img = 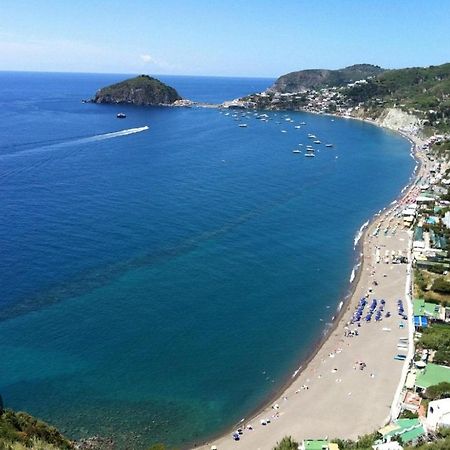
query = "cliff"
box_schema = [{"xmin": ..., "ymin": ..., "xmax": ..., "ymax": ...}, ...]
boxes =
[{"xmin": 92, "ymin": 75, "xmax": 182, "ymax": 106}]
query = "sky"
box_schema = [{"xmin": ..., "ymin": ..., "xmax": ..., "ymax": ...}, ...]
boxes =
[{"xmin": 1, "ymin": 0, "xmax": 449, "ymax": 77}]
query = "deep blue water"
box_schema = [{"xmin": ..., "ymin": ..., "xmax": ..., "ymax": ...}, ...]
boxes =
[{"xmin": 0, "ymin": 72, "xmax": 413, "ymax": 448}]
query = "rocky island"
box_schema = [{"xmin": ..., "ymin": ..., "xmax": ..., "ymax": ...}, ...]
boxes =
[{"xmin": 92, "ymin": 74, "xmax": 182, "ymax": 106}]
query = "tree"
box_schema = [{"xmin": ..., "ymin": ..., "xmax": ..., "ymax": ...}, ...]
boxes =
[
  {"xmin": 273, "ymin": 436, "xmax": 299, "ymax": 450},
  {"xmin": 424, "ymin": 382, "xmax": 450, "ymax": 400}
]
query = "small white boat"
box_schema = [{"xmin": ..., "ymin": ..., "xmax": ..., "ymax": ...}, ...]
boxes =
[
  {"xmin": 281, "ymin": 130, "xmax": 287, "ymax": 133},
  {"xmin": 308, "ymin": 134, "xmax": 316, "ymax": 139},
  {"xmin": 294, "ymin": 125, "xmax": 301, "ymax": 129},
  {"xmin": 314, "ymin": 140, "xmax": 321, "ymax": 144},
  {"xmin": 300, "ymin": 121, "xmax": 306, "ymax": 125},
  {"xmin": 116, "ymin": 112, "xmax": 126, "ymax": 119},
  {"xmin": 305, "ymin": 153, "xmax": 315, "ymax": 157},
  {"xmin": 326, "ymin": 144, "xmax": 333, "ymax": 147},
  {"xmin": 292, "ymin": 149, "xmax": 301, "ymax": 154},
  {"xmin": 239, "ymin": 123, "xmax": 248, "ymax": 127}
]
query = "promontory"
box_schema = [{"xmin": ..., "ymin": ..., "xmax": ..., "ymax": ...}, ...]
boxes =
[{"xmin": 92, "ymin": 74, "xmax": 182, "ymax": 105}]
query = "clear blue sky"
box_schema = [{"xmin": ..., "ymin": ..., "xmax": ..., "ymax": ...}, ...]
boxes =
[{"xmin": 1, "ymin": 0, "xmax": 449, "ymax": 77}]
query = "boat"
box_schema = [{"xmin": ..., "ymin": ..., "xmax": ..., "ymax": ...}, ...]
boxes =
[
  {"xmin": 292, "ymin": 149, "xmax": 301, "ymax": 154},
  {"xmin": 238, "ymin": 123, "xmax": 248, "ymax": 127},
  {"xmin": 326, "ymin": 144, "xmax": 333, "ymax": 147},
  {"xmin": 314, "ymin": 140, "xmax": 321, "ymax": 144},
  {"xmin": 300, "ymin": 121, "xmax": 306, "ymax": 125},
  {"xmin": 307, "ymin": 134, "xmax": 316, "ymax": 139},
  {"xmin": 281, "ymin": 130, "xmax": 287, "ymax": 133},
  {"xmin": 294, "ymin": 125, "xmax": 301, "ymax": 129},
  {"xmin": 305, "ymin": 153, "xmax": 315, "ymax": 157},
  {"xmin": 116, "ymin": 113, "xmax": 126, "ymax": 119}
]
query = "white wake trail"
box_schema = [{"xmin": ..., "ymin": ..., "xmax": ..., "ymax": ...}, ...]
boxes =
[{"xmin": 0, "ymin": 126, "xmax": 150, "ymax": 160}]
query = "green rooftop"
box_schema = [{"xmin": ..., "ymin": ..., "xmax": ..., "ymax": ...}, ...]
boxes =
[
  {"xmin": 414, "ymin": 299, "xmax": 426, "ymax": 316},
  {"xmin": 415, "ymin": 363, "xmax": 450, "ymax": 389},
  {"xmin": 400, "ymin": 426, "xmax": 426, "ymax": 444},
  {"xmin": 383, "ymin": 418, "xmax": 425, "ymax": 444},
  {"xmin": 304, "ymin": 440, "xmax": 330, "ymax": 450},
  {"xmin": 413, "ymin": 299, "xmax": 440, "ymax": 319}
]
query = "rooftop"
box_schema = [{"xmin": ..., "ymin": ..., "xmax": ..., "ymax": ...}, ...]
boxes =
[
  {"xmin": 413, "ymin": 299, "xmax": 441, "ymax": 319},
  {"xmin": 381, "ymin": 418, "xmax": 425, "ymax": 444},
  {"xmin": 415, "ymin": 363, "xmax": 450, "ymax": 389}
]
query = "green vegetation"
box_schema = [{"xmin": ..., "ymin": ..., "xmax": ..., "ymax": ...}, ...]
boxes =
[
  {"xmin": 273, "ymin": 436, "xmax": 299, "ymax": 449},
  {"xmin": 399, "ymin": 409, "xmax": 419, "ymax": 419},
  {"xmin": 418, "ymin": 323, "xmax": 450, "ymax": 365},
  {"xmin": 432, "ymin": 277, "xmax": 450, "ymax": 294},
  {"xmin": 0, "ymin": 409, "xmax": 73, "ymax": 449},
  {"xmin": 272, "ymin": 64, "xmax": 385, "ymax": 92},
  {"xmin": 332, "ymin": 432, "xmax": 380, "ymax": 449},
  {"xmin": 423, "ymin": 382, "xmax": 450, "ymax": 400},
  {"xmin": 93, "ymin": 74, "xmax": 181, "ymax": 105},
  {"xmin": 345, "ymin": 63, "xmax": 450, "ymax": 132}
]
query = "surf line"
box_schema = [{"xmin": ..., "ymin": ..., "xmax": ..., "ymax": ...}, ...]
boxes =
[{"xmin": 0, "ymin": 126, "xmax": 150, "ymax": 160}]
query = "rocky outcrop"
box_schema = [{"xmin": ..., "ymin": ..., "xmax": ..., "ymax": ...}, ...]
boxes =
[{"xmin": 92, "ymin": 75, "xmax": 182, "ymax": 106}]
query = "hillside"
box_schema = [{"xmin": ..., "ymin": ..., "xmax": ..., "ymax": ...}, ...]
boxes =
[
  {"xmin": 92, "ymin": 75, "xmax": 182, "ymax": 106},
  {"xmin": 345, "ymin": 63, "xmax": 450, "ymax": 131},
  {"xmin": 0, "ymin": 409, "xmax": 73, "ymax": 449},
  {"xmin": 234, "ymin": 62, "xmax": 450, "ymax": 133},
  {"xmin": 270, "ymin": 64, "xmax": 385, "ymax": 93}
]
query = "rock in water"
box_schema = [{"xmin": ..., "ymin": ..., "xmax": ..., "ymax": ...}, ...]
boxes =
[{"xmin": 92, "ymin": 74, "xmax": 182, "ymax": 105}]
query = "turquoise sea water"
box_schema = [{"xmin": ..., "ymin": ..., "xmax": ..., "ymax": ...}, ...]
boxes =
[{"xmin": 0, "ymin": 72, "xmax": 414, "ymax": 448}]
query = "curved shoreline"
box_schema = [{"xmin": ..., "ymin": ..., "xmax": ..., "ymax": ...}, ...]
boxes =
[{"xmin": 195, "ymin": 115, "xmax": 424, "ymax": 450}]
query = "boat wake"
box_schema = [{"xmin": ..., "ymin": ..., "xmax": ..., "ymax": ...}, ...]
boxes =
[
  {"xmin": 353, "ymin": 220, "xmax": 369, "ymax": 248},
  {"xmin": 79, "ymin": 126, "xmax": 149, "ymax": 144},
  {"xmin": 0, "ymin": 126, "xmax": 149, "ymax": 160}
]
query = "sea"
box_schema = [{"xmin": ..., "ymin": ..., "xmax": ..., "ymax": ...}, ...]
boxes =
[{"xmin": 0, "ymin": 72, "xmax": 414, "ymax": 448}]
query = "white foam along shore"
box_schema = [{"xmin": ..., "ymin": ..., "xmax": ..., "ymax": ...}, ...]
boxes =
[
  {"xmin": 354, "ymin": 220, "xmax": 370, "ymax": 249},
  {"xmin": 196, "ymin": 118, "xmax": 427, "ymax": 450}
]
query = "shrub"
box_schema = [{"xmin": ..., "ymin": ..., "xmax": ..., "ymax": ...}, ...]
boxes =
[
  {"xmin": 424, "ymin": 382, "xmax": 450, "ymax": 400},
  {"xmin": 273, "ymin": 436, "xmax": 299, "ymax": 450},
  {"xmin": 431, "ymin": 277, "xmax": 450, "ymax": 293}
]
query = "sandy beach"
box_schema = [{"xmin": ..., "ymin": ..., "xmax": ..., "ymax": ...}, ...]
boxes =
[{"xmin": 197, "ymin": 132, "xmax": 428, "ymax": 450}]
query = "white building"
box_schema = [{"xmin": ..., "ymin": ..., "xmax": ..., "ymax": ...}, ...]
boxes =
[
  {"xmin": 426, "ymin": 398, "xmax": 450, "ymax": 432},
  {"xmin": 372, "ymin": 442, "xmax": 403, "ymax": 450}
]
